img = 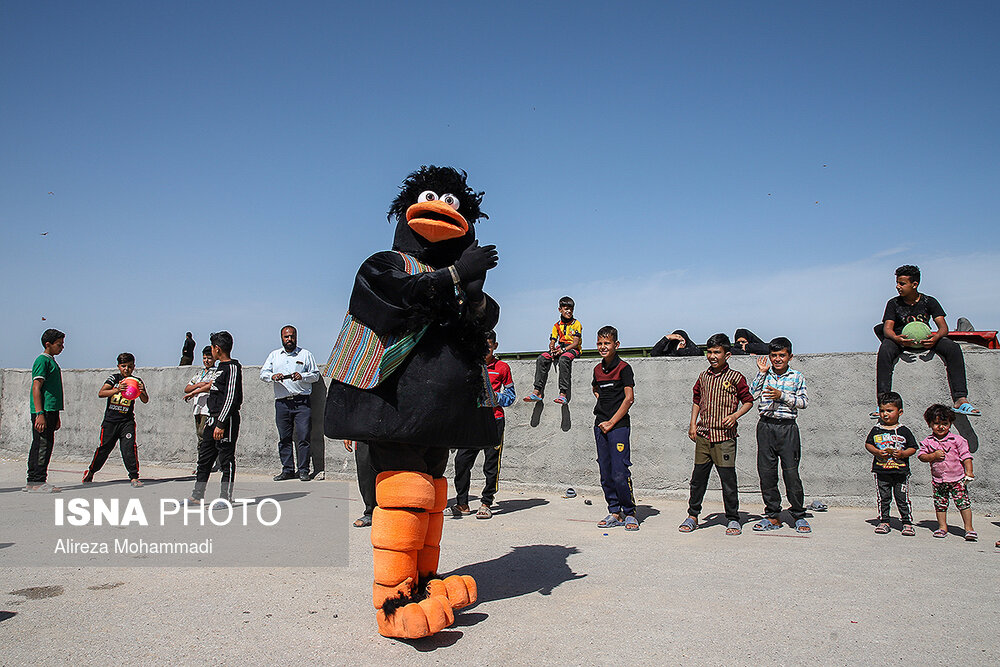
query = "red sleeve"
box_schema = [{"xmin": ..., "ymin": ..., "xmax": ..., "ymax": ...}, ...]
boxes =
[
  {"xmin": 735, "ymin": 375, "xmax": 752, "ymax": 403},
  {"xmin": 692, "ymin": 376, "xmax": 701, "ymax": 404},
  {"xmin": 498, "ymin": 361, "xmax": 513, "ymax": 385}
]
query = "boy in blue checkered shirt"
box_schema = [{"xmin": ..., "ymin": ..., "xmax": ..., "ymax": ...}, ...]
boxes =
[{"xmin": 748, "ymin": 337, "xmax": 811, "ymax": 533}]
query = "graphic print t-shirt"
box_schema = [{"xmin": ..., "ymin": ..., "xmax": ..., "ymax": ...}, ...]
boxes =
[
  {"xmin": 103, "ymin": 372, "xmax": 141, "ymax": 422},
  {"xmin": 866, "ymin": 423, "xmax": 918, "ymax": 473},
  {"xmin": 551, "ymin": 319, "xmax": 583, "ymax": 350},
  {"xmin": 882, "ymin": 294, "xmax": 946, "ymax": 336},
  {"xmin": 592, "ymin": 357, "xmax": 635, "ymax": 428}
]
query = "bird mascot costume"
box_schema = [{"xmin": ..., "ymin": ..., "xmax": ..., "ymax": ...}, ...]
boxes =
[{"xmin": 325, "ymin": 166, "xmax": 500, "ymax": 639}]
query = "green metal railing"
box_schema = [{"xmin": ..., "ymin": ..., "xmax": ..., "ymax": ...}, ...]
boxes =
[{"xmin": 501, "ymin": 345, "xmax": 707, "ymax": 361}]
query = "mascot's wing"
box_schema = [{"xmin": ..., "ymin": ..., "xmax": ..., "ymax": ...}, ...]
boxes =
[{"xmin": 349, "ymin": 251, "xmax": 458, "ymax": 335}]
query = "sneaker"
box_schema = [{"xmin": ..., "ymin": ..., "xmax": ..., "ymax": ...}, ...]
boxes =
[
  {"xmin": 273, "ymin": 471, "xmax": 296, "ymax": 481},
  {"xmin": 299, "ymin": 471, "xmax": 310, "ymax": 481},
  {"xmin": 82, "ymin": 469, "xmax": 94, "ymax": 484}
]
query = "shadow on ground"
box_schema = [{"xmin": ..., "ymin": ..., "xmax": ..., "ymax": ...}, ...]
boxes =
[{"xmin": 447, "ymin": 544, "xmax": 586, "ymax": 602}]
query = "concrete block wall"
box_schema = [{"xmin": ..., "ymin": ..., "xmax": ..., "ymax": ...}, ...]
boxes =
[{"xmin": 1, "ymin": 349, "xmax": 997, "ymax": 510}]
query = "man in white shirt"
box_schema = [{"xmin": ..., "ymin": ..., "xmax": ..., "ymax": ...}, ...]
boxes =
[{"xmin": 260, "ymin": 326, "xmax": 320, "ymax": 481}]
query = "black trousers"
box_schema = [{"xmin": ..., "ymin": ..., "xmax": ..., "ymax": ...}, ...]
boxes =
[
  {"xmin": 354, "ymin": 441, "xmax": 377, "ymax": 516},
  {"xmin": 27, "ymin": 411, "xmax": 58, "ymax": 484},
  {"xmin": 876, "ymin": 336, "xmax": 967, "ymax": 402},
  {"xmin": 875, "ymin": 472, "xmax": 912, "ymax": 523},
  {"xmin": 454, "ymin": 419, "xmax": 505, "ymax": 506},
  {"xmin": 756, "ymin": 417, "xmax": 805, "ymax": 520},
  {"xmin": 192, "ymin": 413, "xmax": 240, "ymax": 500},
  {"xmin": 533, "ymin": 350, "xmax": 577, "ymax": 396},
  {"xmin": 87, "ymin": 419, "xmax": 140, "ymax": 480},
  {"xmin": 687, "ymin": 440, "xmax": 740, "ymax": 522},
  {"xmin": 369, "ymin": 443, "xmax": 449, "ymax": 478},
  {"xmin": 275, "ymin": 395, "xmax": 311, "ymax": 474}
]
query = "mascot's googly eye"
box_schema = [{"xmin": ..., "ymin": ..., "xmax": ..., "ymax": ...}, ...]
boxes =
[
  {"xmin": 440, "ymin": 193, "xmax": 460, "ymax": 210},
  {"xmin": 417, "ymin": 190, "xmax": 438, "ymax": 203}
]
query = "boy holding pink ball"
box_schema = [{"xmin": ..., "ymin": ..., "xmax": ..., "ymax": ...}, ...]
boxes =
[{"xmin": 83, "ymin": 352, "xmax": 148, "ymax": 487}]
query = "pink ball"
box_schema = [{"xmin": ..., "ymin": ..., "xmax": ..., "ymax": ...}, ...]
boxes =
[{"xmin": 121, "ymin": 383, "xmax": 140, "ymax": 400}]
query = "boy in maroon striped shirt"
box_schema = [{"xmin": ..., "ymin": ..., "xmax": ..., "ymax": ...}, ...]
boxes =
[{"xmin": 679, "ymin": 333, "xmax": 754, "ymax": 536}]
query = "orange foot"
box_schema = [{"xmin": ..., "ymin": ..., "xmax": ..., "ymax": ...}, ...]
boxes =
[
  {"xmin": 376, "ymin": 594, "xmax": 454, "ymax": 639},
  {"xmin": 427, "ymin": 574, "xmax": 477, "ymax": 610}
]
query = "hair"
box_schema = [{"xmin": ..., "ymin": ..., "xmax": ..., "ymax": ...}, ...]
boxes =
[
  {"xmin": 924, "ymin": 403, "xmax": 955, "ymax": 426},
  {"xmin": 768, "ymin": 337, "xmax": 793, "ymax": 354},
  {"xmin": 281, "ymin": 325, "xmax": 296, "ymax": 334},
  {"xmin": 387, "ymin": 165, "xmax": 487, "ymax": 224},
  {"xmin": 202, "ymin": 346, "xmax": 213, "ymax": 356},
  {"xmin": 877, "ymin": 391, "xmax": 903, "ymax": 410},
  {"xmin": 895, "ymin": 265, "xmax": 920, "ymax": 284},
  {"xmin": 210, "ymin": 331, "xmax": 234, "ymax": 354},
  {"xmin": 41, "ymin": 328, "xmax": 65, "ymax": 346},
  {"xmin": 117, "ymin": 352, "xmax": 135, "ymax": 365},
  {"xmin": 706, "ymin": 333, "xmax": 731, "ymax": 351},
  {"xmin": 559, "ymin": 296, "xmax": 575, "ymax": 309},
  {"xmin": 485, "ymin": 330, "xmax": 497, "ymax": 344},
  {"xmin": 597, "ymin": 325, "xmax": 618, "ymax": 341}
]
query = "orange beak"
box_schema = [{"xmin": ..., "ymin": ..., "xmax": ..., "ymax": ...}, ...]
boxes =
[{"xmin": 406, "ymin": 200, "xmax": 469, "ymax": 242}]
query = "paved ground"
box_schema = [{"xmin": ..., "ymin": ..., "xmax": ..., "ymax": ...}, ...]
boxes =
[{"xmin": 2, "ymin": 458, "xmax": 999, "ymax": 666}]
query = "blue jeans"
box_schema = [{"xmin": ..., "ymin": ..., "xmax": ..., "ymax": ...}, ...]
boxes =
[
  {"xmin": 276, "ymin": 395, "xmax": 311, "ymax": 475},
  {"xmin": 594, "ymin": 425, "xmax": 635, "ymax": 515}
]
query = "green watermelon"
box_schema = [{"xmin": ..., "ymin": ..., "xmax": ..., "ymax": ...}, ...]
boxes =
[{"xmin": 901, "ymin": 321, "xmax": 933, "ymax": 348}]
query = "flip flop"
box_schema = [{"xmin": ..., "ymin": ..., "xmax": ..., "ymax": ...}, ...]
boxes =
[
  {"xmin": 933, "ymin": 528, "xmax": 948, "ymax": 538},
  {"xmin": 901, "ymin": 524, "xmax": 915, "ymax": 536},
  {"xmin": 598, "ymin": 514, "xmax": 624, "ymax": 528},
  {"xmin": 726, "ymin": 520, "xmax": 742, "ymax": 536},
  {"xmin": 553, "ymin": 395, "xmax": 568, "ymax": 405},
  {"xmin": 807, "ymin": 500, "xmax": 828, "ymax": 512},
  {"xmin": 353, "ymin": 514, "xmax": 372, "ymax": 528},
  {"xmin": 678, "ymin": 517, "xmax": 697, "ymax": 533},
  {"xmin": 522, "ymin": 393, "xmax": 543, "ymax": 402},
  {"xmin": 794, "ymin": 519, "xmax": 811, "ymax": 533},
  {"xmin": 624, "ymin": 515, "xmax": 639, "ymax": 531},
  {"xmin": 874, "ymin": 523, "xmax": 891, "ymax": 534},
  {"xmin": 952, "ymin": 403, "xmax": 981, "ymax": 416},
  {"xmin": 753, "ymin": 518, "xmax": 782, "ymax": 531},
  {"xmin": 964, "ymin": 530, "xmax": 978, "ymax": 542}
]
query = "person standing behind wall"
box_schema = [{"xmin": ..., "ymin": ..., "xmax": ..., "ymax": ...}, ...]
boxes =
[
  {"xmin": 180, "ymin": 332, "xmax": 195, "ymax": 365},
  {"xmin": 261, "ymin": 325, "xmax": 320, "ymax": 481}
]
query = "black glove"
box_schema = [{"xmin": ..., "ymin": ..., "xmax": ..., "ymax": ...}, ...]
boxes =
[{"xmin": 453, "ymin": 243, "xmax": 498, "ymax": 281}]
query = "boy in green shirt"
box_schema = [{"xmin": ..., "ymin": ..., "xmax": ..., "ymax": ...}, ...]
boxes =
[{"xmin": 26, "ymin": 329, "xmax": 65, "ymax": 492}]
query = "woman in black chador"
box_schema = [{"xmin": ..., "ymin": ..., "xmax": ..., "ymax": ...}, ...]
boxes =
[{"xmin": 325, "ymin": 166, "xmax": 499, "ymax": 638}]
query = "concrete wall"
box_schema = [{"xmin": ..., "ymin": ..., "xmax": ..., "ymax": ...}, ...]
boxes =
[{"xmin": 2, "ymin": 349, "xmax": 997, "ymax": 510}]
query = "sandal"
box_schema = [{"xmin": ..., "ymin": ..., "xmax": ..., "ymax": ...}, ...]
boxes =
[
  {"xmin": 624, "ymin": 515, "xmax": 639, "ymax": 531},
  {"xmin": 353, "ymin": 514, "xmax": 372, "ymax": 528},
  {"xmin": 522, "ymin": 392, "xmax": 543, "ymax": 402},
  {"xmin": 933, "ymin": 528, "xmax": 948, "ymax": 538},
  {"xmin": 726, "ymin": 520, "xmax": 742, "ymax": 536},
  {"xmin": 476, "ymin": 504, "xmax": 492, "ymax": 520},
  {"xmin": 901, "ymin": 524, "xmax": 915, "ymax": 536},
  {"xmin": 450, "ymin": 504, "xmax": 472, "ymax": 518},
  {"xmin": 24, "ymin": 483, "xmax": 62, "ymax": 493},
  {"xmin": 964, "ymin": 530, "xmax": 978, "ymax": 542},
  {"xmin": 794, "ymin": 519, "xmax": 811, "ymax": 533},
  {"xmin": 553, "ymin": 394, "xmax": 568, "ymax": 405},
  {"xmin": 952, "ymin": 403, "xmax": 981, "ymax": 417},
  {"xmin": 753, "ymin": 518, "xmax": 782, "ymax": 531},
  {"xmin": 678, "ymin": 516, "xmax": 697, "ymax": 533},
  {"xmin": 130, "ymin": 479, "xmax": 144, "ymax": 488},
  {"xmin": 874, "ymin": 523, "xmax": 891, "ymax": 534},
  {"xmin": 598, "ymin": 513, "xmax": 624, "ymax": 528}
]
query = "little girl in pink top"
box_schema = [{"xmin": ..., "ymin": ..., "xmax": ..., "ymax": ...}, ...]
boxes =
[{"xmin": 917, "ymin": 404, "xmax": 975, "ymax": 541}]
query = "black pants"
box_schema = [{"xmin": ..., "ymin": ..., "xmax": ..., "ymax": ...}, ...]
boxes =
[
  {"xmin": 192, "ymin": 413, "xmax": 240, "ymax": 500},
  {"xmin": 875, "ymin": 472, "xmax": 912, "ymax": 523},
  {"xmin": 369, "ymin": 443, "xmax": 449, "ymax": 478},
  {"xmin": 756, "ymin": 417, "xmax": 805, "ymax": 520},
  {"xmin": 27, "ymin": 411, "xmax": 58, "ymax": 484},
  {"xmin": 275, "ymin": 395, "xmax": 311, "ymax": 475},
  {"xmin": 87, "ymin": 419, "xmax": 140, "ymax": 480},
  {"xmin": 687, "ymin": 438, "xmax": 740, "ymax": 522},
  {"xmin": 454, "ymin": 419, "xmax": 505, "ymax": 506},
  {"xmin": 354, "ymin": 441, "xmax": 377, "ymax": 516},
  {"xmin": 876, "ymin": 336, "xmax": 967, "ymax": 402},
  {"xmin": 533, "ymin": 350, "xmax": 577, "ymax": 396}
]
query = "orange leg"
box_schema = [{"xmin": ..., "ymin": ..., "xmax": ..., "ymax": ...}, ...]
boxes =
[
  {"xmin": 421, "ymin": 477, "xmax": 477, "ymax": 610},
  {"xmin": 371, "ymin": 471, "xmax": 454, "ymax": 638}
]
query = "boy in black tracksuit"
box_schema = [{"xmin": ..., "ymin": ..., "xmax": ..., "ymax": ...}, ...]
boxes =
[
  {"xmin": 84, "ymin": 352, "xmax": 149, "ymax": 487},
  {"xmin": 191, "ymin": 331, "xmax": 243, "ymax": 503}
]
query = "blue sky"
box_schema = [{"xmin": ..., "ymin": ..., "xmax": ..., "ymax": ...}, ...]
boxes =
[{"xmin": 2, "ymin": 1, "xmax": 998, "ymax": 369}]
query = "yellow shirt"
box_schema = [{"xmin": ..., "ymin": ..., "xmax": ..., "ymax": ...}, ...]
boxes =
[{"xmin": 550, "ymin": 319, "xmax": 583, "ymax": 349}]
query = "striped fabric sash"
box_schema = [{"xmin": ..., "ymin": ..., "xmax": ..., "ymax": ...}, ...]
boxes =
[{"xmin": 323, "ymin": 252, "xmax": 434, "ymax": 388}]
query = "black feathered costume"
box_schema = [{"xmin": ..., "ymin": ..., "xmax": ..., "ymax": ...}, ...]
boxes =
[{"xmin": 324, "ymin": 166, "xmax": 498, "ymax": 639}]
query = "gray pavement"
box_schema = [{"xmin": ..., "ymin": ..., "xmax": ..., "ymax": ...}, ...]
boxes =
[{"xmin": 1, "ymin": 458, "xmax": 998, "ymax": 666}]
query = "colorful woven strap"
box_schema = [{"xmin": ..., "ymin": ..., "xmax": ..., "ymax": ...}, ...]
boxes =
[{"xmin": 323, "ymin": 252, "xmax": 434, "ymax": 388}]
